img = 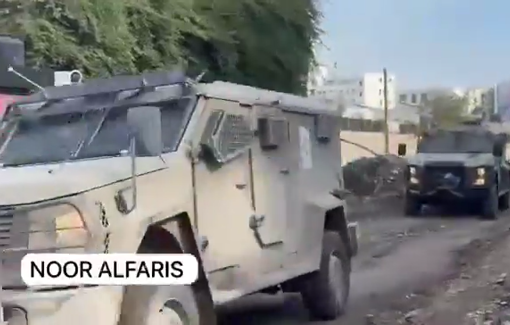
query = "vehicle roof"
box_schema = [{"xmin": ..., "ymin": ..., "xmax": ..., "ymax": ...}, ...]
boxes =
[
  {"xmin": 442, "ymin": 123, "xmax": 508, "ymax": 135},
  {"xmin": 198, "ymin": 81, "xmax": 341, "ymax": 116}
]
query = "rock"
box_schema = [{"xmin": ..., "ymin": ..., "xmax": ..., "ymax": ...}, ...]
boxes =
[
  {"xmin": 496, "ymin": 274, "xmax": 507, "ymax": 285},
  {"xmin": 365, "ymin": 313, "xmax": 376, "ymax": 324},
  {"xmin": 404, "ymin": 309, "xmax": 421, "ymax": 323},
  {"xmin": 492, "ymin": 309, "xmax": 510, "ymax": 323}
]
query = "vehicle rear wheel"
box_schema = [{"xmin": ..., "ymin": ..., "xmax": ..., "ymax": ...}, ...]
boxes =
[
  {"xmin": 404, "ymin": 194, "xmax": 421, "ymax": 216},
  {"xmin": 499, "ymin": 191, "xmax": 510, "ymax": 211},
  {"xmin": 120, "ymin": 284, "xmax": 201, "ymax": 325},
  {"xmin": 300, "ymin": 231, "xmax": 350, "ymax": 320},
  {"xmin": 481, "ymin": 186, "xmax": 498, "ymax": 220}
]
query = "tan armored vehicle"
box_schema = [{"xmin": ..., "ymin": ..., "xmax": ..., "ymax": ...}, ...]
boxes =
[{"xmin": 0, "ymin": 70, "xmax": 358, "ymax": 325}]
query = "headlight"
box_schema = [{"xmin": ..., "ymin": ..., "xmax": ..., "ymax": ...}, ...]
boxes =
[
  {"xmin": 476, "ymin": 167, "xmax": 485, "ymax": 176},
  {"xmin": 27, "ymin": 204, "xmax": 89, "ymax": 252},
  {"xmin": 409, "ymin": 166, "xmax": 416, "ymax": 175}
]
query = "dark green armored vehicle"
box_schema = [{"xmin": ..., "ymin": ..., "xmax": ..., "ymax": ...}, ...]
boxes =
[{"xmin": 397, "ymin": 123, "xmax": 510, "ymax": 219}]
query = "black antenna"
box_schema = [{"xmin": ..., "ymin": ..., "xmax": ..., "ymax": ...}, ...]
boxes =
[
  {"xmin": 194, "ymin": 70, "xmax": 207, "ymax": 83},
  {"xmin": 7, "ymin": 65, "xmax": 43, "ymax": 90}
]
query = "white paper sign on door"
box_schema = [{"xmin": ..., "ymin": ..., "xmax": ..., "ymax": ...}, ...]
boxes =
[{"xmin": 299, "ymin": 126, "xmax": 312, "ymax": 169}]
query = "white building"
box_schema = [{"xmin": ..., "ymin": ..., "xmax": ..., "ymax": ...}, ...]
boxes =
[
  {"xmin": 307, "ymin": 64, "xmax": 329, "ymax": 95},
  {"xmin": 464, "ymin": 87, "xmax": 491, "ymax": 113},
  {"xmin": 310, "ymin": 72, "xmax": 397, "ymax": 109},
  {"xmin": 398, "ymin": 87, "xmax": 465, "ymax": 106}
]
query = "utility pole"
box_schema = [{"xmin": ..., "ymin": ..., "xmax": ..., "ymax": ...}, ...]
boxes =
[
  {"xmin": 494, "ymin": 82, "xmax": 498, "ymax": 115},
  {"xmin": 383, "ymin": 68, "xmax": 389, "ymax": 154}
]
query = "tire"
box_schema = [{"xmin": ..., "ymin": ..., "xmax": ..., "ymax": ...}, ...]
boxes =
[
  {"xmin": 404, "ymin": 194, "xmax": 421, "ymax": 216},
  {"xmin": 499, "ymin": 191, "xmax": 510, "ymax": 211},
  {"xmin": 120, "ymin": 284, "xmax": 201, "ymax": 325},
  {"xmin": 481, "ymin": 186, "xmax": 498, "ymax": 220},
  {"xmin": 300, "ymin": 231, "xmax": 351, "ymax": 320}
]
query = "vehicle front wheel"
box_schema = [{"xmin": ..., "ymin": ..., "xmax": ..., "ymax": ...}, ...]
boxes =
[
  {"xmin": 300, "ymin": 231, "xmax": 350, "ymax": 320},
  {"xmin": 481, "ymin": 186, "xmax": 498, "ymax": 220},
  {"xmin": 120, "ymin": 284, "xmax": 201, "ymax": 325}
]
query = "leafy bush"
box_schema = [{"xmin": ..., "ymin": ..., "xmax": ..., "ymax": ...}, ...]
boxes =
[
  {"xmin": 343, "ymin": 155, "xmax": 406, "ymax": 197},
  {"xmin": 0, "ymin": 0, "xmax": 321, "ymax": 95}
]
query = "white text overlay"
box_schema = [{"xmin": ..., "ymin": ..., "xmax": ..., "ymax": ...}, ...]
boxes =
[{"xmin": 21, "ymin": 253, "xmax": 199, "ymax": 286}]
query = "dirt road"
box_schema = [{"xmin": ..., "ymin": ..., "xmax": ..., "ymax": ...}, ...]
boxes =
[{"xmin": 217, "ymin": 198, "xmax": 510, "ymax": 324}]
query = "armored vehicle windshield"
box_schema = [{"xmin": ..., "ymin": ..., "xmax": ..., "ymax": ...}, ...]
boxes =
[
  {"xmin": 0, "ymin": 71, "xmax": 195, "ymax": 167},
  {"xmin": 417, "ymin": 129, "xmax": 495, "ymax": 154}
]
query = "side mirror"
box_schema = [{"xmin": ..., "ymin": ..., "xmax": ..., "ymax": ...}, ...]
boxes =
[
  {"xmin": 127, "ymin": 106, "xmax": 162, "ymax": 156},
  {"xmin": 397, "ymin": 143, "xmax": 407, "ymax": 156}
]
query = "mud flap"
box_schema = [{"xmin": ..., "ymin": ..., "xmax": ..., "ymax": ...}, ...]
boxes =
[{"xmin": 347, "ymin": 222, "xmax": 359, "ymax": 256}]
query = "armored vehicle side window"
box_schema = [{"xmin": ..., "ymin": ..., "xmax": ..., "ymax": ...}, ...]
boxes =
[
  {"xmin": 200, "ymin": 111, "xmax": 252, "ymax": 164},
  {"xmin": 217, "ymin": 113, "xmax": 252, "ymax": 158}
]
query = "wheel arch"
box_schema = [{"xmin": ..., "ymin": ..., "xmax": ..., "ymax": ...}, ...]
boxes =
[
  {"xmin": 324, "ymin": 206, "xmax": 355, "ymax": 258},
  {"xmin": 130, "ymin": 212, "xmax": 216, "ymax": 325}
]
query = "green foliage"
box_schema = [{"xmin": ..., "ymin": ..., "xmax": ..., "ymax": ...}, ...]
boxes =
[
  {"xmin": 426, "ymin": 94, "xmax": 468, "ymax": 128},
  {"xmin": 0, "ymin": 0, "xmax": 321, "ymax": 95}
]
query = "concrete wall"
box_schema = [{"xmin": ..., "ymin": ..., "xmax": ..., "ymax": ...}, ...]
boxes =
[{"xmin": 340, "ymin": 131, "xmax": 417, "ymax": 165}]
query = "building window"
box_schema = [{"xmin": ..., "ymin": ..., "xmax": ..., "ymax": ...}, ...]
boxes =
[
  {"xmin": 399, "ymin": 94, "xmax": 406, "ymax": 102},
  {"xmin": 379, "ymin": 78, "xmax": 382, "ymax": 82},
  {"xmin": 420, "ymin": 93, "xmax": 427, "ymax": 102},
  {"xmin": 359, "ymin": 81, "xmax": 363, "ymax": 86},
  {"xmin": 359, "ymin": 92, "xmax": 363, "ymax": 97},
  {"xmin": 379, "ymin": 89, "xmax": 382, "ymax": 95},
  {"xmin": 411, "ymin": 94, "xmax": 417, "ymax": 103}
]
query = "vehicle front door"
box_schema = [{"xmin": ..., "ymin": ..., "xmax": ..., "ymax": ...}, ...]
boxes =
[
  {"xmin": 249, "ymin": 105, "xmax": 290, "ymax": 255},
  {"xmin": 193, "ymin": 99, "xmax": 267, "ymax": 288},
  {"xmin": 499, "ymin": 146, "xmax": 510, "ymax": 192}
]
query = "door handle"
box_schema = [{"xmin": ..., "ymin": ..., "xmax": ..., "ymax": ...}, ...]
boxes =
[
  {"xmin": 280, "ymin": 168, "xmax": 290, "ymax": 175},
  {"xmin": 235, "ymin": 183, "xmax": 247, "ymax": 189}
]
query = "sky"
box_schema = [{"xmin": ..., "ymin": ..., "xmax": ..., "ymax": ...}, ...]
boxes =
[{"xmin": 318, "ymin": 0, "xmax": 510, "ymax": 90}]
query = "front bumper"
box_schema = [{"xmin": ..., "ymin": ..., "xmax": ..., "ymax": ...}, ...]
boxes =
[
  {"xmin": 1, "ymin": 286, "xmax": 123, "ymax": 325},
  {"xmin": 407, "ymin": 185, "xmax": 491, "ymax": 202}
]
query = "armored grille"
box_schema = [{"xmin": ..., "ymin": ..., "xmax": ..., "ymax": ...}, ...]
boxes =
[
  {"xmin": 0, "ymin": 208, "xmax": 14, "ymax": 248},
  {"xmin": 423, "ymin": 166, "xmax": 465, "ymax": 190},
  {"xmin": 216, "ymin": 114, "xmax": 252, "ymax": 160},
  {"xmin": 0, "ymin": 207, "xmax": 34, "ymax": 288}
]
